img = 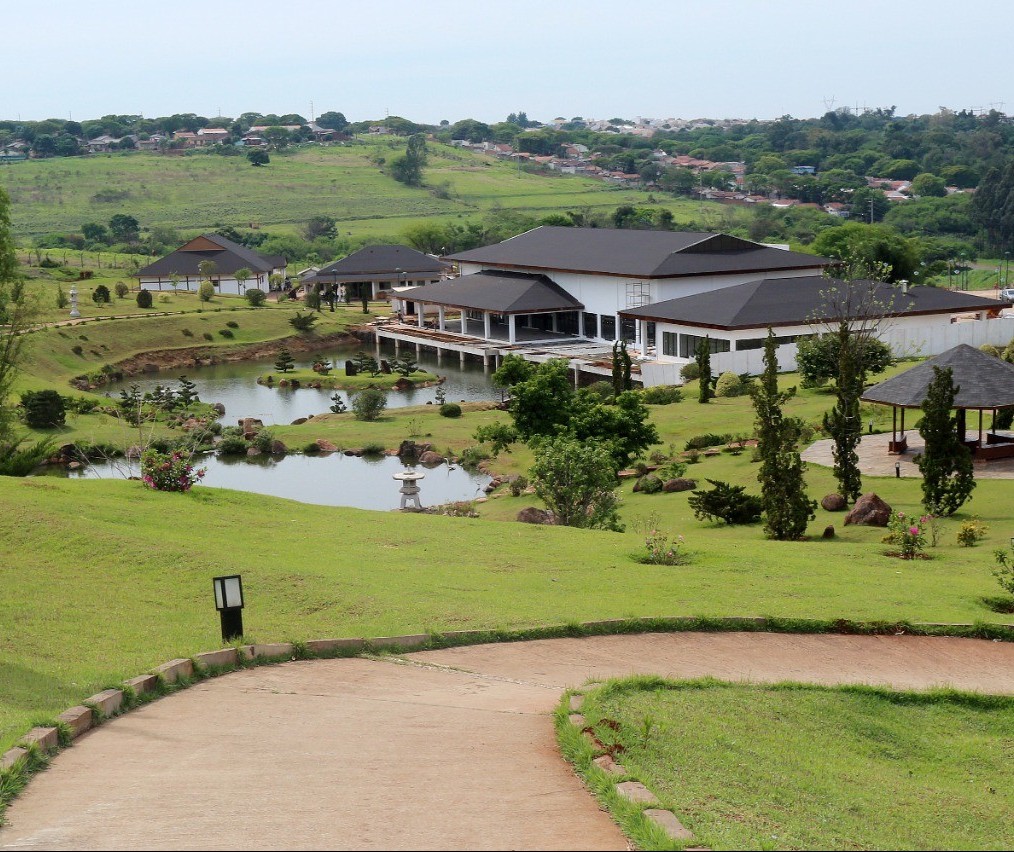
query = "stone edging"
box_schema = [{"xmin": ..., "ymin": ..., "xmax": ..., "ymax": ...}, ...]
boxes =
[
  {"xmin": 2, "ymin": 615, "xmax": 1012, "ymax": 819},
  {"xmin": 566, "ymin": 693, "xmax": 702, "ymax": 848}
]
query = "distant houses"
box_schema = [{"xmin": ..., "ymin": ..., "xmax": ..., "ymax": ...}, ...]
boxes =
[{"xmin": 135, "ymin": 234, "xmax": 286, "ymax": 295}]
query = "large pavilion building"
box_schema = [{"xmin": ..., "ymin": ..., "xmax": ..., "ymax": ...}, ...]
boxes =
[{"xmin": 306, "ymin": 245, "xmax": 451, "ymax": 301}]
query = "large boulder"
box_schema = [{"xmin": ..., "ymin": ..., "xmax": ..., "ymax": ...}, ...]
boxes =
[
  {"xmin": 844, "ymin": 493, "xmax": 893, "ymax": 527},
  {"xmin": 315, "ymin": 438, "xmax": 338, "ymax": 453},
  {"xmin": 270, "ymin": 440, "xmax": 288, "ymax": 456},
  {"xmin": 821, "ymin": 493, "xmax": 847, "ymax": 512},
  {"xmin": 663, "ymin": 477, "xmax": 697, "ymax": 493},
  {"xmin": 212, "ymin": 402, "xmax": 226, "ymax": 416},
  {"xmin": 419, "ymin": 451, "xmax": 445, "ymax": 465},
  {"xmin": 517, "ymin": 507, "xmax": 555, "ymax": 525}
]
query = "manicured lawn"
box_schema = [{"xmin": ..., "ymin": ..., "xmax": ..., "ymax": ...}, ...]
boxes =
[{"xmin": 570, "ymin": 677, "xmax": 1014, "ymax": 850}]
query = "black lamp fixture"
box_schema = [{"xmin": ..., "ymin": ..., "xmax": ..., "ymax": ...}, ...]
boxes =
[
  {"xmin": 212, "ymin": 574, "xmax": 245, "ymax": 642},
  {"xmin": 895, "ymin": 461, "xmax": 901, "ymax": 478}
]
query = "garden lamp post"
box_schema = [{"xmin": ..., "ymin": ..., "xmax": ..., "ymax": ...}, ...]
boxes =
[
  {"xmin": 895, "ymin": 461, "xmax": 901, "ymax": 478},
  {"xmin": 212, "ymin": 574, "xmax": 245, "ymax": 642}
]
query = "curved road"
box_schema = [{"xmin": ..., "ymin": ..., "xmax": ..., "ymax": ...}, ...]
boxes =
[{"xmin": 2, "ymin": 632, "xmax": 1013, "ymax": 850}]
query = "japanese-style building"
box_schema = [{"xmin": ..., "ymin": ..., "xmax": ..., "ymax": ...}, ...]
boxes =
[{"xmin": 135, "ymin": 234, "xmax": 286, "ymax": 295}]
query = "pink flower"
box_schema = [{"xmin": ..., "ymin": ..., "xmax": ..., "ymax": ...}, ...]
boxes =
[{"xmin": 909, "ymin": 526, "xmax": 919, "ymax": 536}]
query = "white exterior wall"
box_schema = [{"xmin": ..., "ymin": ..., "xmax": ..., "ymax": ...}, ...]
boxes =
[
  {"xmin": 639, "ymin": 313, "xmax": 1014, "ymax": 387},
  {"xmin": 138, "ymin": 269, "xmax": 280, "ymax": 296},
  {"xmin": 456, "ymin": 261, "xmax": 821, "ymax": 341}
]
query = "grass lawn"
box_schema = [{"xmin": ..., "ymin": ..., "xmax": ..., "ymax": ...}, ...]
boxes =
[{"xmin": 567, "ymin": 677, "xmax": 1014, "ymax": 850}]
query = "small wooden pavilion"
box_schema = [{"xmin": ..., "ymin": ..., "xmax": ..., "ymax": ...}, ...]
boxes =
[{"xmin": 861, "ymin": 344, "xmax": 1014, "ymax": 459}]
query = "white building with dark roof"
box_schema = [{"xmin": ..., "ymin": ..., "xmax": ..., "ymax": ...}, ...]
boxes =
[
  {"xmin": 135, "ymin": 234, "xmax": 286, "ymax": 295},
  {"xmin": 306, "ymin": 244, "xmax": 451, "ymax": 301}
]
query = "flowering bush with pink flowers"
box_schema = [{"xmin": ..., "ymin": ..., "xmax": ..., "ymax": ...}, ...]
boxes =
[
  {"xmin": 884, "ymin": 511, "xmax": 928, "ymax": 559},
  {"xmin": 140, "ymin": 450, "xmax": 206, "ymax": 493},
  {"xmin": 641, "ymin": 530, "xmax": 687, "ymax": 565}
]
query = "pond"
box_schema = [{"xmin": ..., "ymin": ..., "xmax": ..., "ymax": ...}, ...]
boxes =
[
  {"xmin": 65, "ymin": 453, "xmax": 492, "ymax": 512},
  {"xmin": 104, "ymin": 343, "xmax": 501, "ymax": 425}
]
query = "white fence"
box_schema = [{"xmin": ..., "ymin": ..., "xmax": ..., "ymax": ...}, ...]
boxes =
[{"xmin": 639, "ymin": 317, "xmax": 1014, "ymax": 387}]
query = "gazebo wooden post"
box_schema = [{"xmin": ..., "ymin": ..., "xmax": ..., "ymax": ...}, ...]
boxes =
[
  {"xmin": 892, "ymin": 407, "xmax": 897, "ymax": 445},
  {"xmin": 900, "ymin": 407, "xmax": 905, "ymax": 438},
  {"xmin": 979, "ymin": 409, "xmax": 984, "ymax": 447}
]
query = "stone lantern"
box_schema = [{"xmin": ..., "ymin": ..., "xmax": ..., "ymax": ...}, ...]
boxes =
[{"xmin": 393, "ymin": 468, "xmax": 425, "ymax": 510}]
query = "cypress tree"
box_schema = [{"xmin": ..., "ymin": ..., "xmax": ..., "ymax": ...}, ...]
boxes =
[
  {"xmin": 274, "ymin": 348, "xmax": 295, "ymax": 374},
  {"xmin": 611, "ymin": 341, "xmax": 623, "ymax": 398},
  {"xmin": 695, "ymin": 336, "xmax": 712, "ymax": 404},
  {"xmin": 750, "ymin": 329, "xmax": 815, "ymax": 540},
  {"xmin": 822, "ymin": 321, "xmax": 863, "ymax": 502},
  {"xmin": 915, "ymin": 366, "xmax": 975, "ymax": 515}
]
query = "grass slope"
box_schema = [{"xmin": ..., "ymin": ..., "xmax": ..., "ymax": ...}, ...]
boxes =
[
  {"xmin": 572, "ymin": 677, "xmax": 1014, "ymax": 850},
  {"xmin": 0, "ymin": 141, "xmax": 746, "ymax": 238}
]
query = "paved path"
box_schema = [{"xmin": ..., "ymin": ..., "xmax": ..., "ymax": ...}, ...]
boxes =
[{"xmin": 2, "ymin": 632, "xmax": 1014, "ymax": 850}]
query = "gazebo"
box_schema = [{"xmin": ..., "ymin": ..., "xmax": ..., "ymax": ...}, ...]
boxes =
[{"xmin": 861, "ymin": 344, "xmax": 1014, "ymax": 459}]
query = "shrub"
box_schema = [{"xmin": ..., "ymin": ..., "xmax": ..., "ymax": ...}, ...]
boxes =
[
  {"xmin": 684, "ymin": 449, "xmax": 701, "ymax": 464},
  {"xmin": 459, "ymin": 446, "xmax": 490, "ymax": 468},
  {"xmin": 217, "ymin": 436, "xmax": 248, "ymax": 455},
  {"xmin": 20, "ymin": 390, "xmax": 67, "ymax": 428},
  {"xmin": 679, "ymin": 361, "xmax": 700, "ymax": 382},
  {"xmin": 303, "ymin": 442, "xmax": 321, "ymax": 454},
  {"xmin": 92, "ymin": 284, "xmax": 111, "ymax": 304},
  {"xmin": 509, "ymin": 475, "xmax": 528, "ymax": 497},
  {"xmin": 203, "ymin": 332, "xmax": 213, "ymax": 341},
  {"xmin": 439, "ymin": 402, "xmax": 462, "ymax": 418},
  {"xmin": 226, "ymin": 320, "xmax": 239, "ymax": 329},
  {"xmin": 71, "ymin": 345, "xmax": 84, "ymax": 356},
  {"xmin": 640, "ymin": 385, "xmax": 683, "ymax": 405},
  {"xmin": 251, "ymin": 429, "xmax": 275, "ymax": 453},
  {"xmin": 55, "ymin": 286, "xmax": 68, "ymax": 308},
  {"xmin": 114, "ymin": 281, "xmax": 130, "ymax": 298},
  {"xmin": 245, "ymin": 288, "xmax": 267, "ymax": 307},
  {"xmin": 684, "ymin": 433, "xmax": 731, "ymax": 450},
  {"xmin": 351, "ymin": 388, "xmax": 387, "ymax": 421},
  {"xmin": 583, "ymin": 381, "xmax": 614, "ymax": 402},
  {"xmin": 883, "ymin": 511, "xmax": 929, "ymax": 559},
  {"xmin": 688, "ymin": 479, "xmax": 763, "ymax": 525},
  {"xmin": 218, "ymin": 328, "xmax": 234, "ymax": 338},
  {"xmin": 181, "ymin": 328, "xmax": 193, "ymax": 337},
  {"xmin": 660, "ymin": 459, "xmax": 688, "ymax": 479},
  {"xmin": 289, "ymin": 311, "xmax": 320, "ymax": 332},
  {"xmin": 140, "ymin": 450, "xmax": 205, "ymax": 492},
  {"xmin": 957, "ymin": 518, "xmax": 989, "ymax": 547},
  {"xmin": 714, "ymin": 371, "xmax": 744, "ymax": 398},
  {"xmin": 136, "ymin": 289, "xmax": 153, "ymax": 308},
  {"xmin": 361, "ymin": 441, "xmax": 386, "ymax": 455},
  {"xmin": 639, "ymin": 530, "xmax": 687, "ymax": 565},
  {"xmin": 636, "ymin": 474, "xmax": 664, "ymax": 494},
  {"xmin": 198, "ymin": 280, "xmax": 215, "ymax": 302}
]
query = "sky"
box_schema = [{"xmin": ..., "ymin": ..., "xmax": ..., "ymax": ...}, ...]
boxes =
[{"xmin": 4, "ymin": 0, "xmax": 1011, "ymax": 125}]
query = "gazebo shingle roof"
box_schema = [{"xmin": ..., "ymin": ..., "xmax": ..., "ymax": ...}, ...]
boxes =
[{"xmin": 861, "ymin": 344, "xmax": 1014, "ymax": 409}]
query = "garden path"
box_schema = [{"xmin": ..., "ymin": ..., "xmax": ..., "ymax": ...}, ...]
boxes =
[{"xmin": 2, "ymin": 632, "xmax": 1013, "ymax": 850}]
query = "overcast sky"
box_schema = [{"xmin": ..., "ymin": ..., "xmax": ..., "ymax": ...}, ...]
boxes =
[{"xmin": 5, "ymin": 0, "xmax": 1010, "ymax": 125}]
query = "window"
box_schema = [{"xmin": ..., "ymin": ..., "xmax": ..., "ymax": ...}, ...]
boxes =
[
  {"xmin": 601, "ymin": 315, "xmax": 617, "ymax": 341},
  {"xmin": 735, "ymin": 334, "xmax": 803, "ymax": 351},
  {"xmin": 557, "ymin": 311, "xmax": 579, "ymax": 335},
  {"xmin": 679, "ymin": 333, "xmax": 730, "ymax": 359},
  {"xmin": 583, "ymin": 312, "xmax": 598, "ymax": 338},
  {"xmin": 620, "ymin": 317, "xmax": 636, "ymax": 343},
  {"xmin": 662, "ymin": 331, "xmax": 677, "ymax": 357}
]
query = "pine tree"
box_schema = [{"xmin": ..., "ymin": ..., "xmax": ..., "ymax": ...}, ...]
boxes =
[
  {"xmin": 751, "ymin": 329, "xmax": 815, "ymax": 539},
  {"xmin": 695, "ymin": 337, "xmax": 712, "ymax": 404},
  {"xmin": 611, "ymin": 341, "xmax": 622, "ymax": 398},
  {"xmin": 621, "ymin": 341, "xmax": 632, "ymax": 391},
  {"xmin": 915, "ymin": 366, "xmax": 976, "ymax": 515},
  {"xmin": 822, "ymin": 321, "xmax": 863, "ymax": 503},
  {"xmin": 274, "ymin": 348, "xmax": 295, "ymax": 374}
]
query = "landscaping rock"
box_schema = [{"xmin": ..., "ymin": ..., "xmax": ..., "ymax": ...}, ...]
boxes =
[
  {"xmin": 419, "ymin": 451, "xmax": 445, "ymax": 465},
  {"xmin": 212, "ymin": 402, "xmax": 226, "ymax": 416},
  {"xmin": 663, "ymin": 477, "xmax": 697, "ymax": 492},
  {"xmin": 821, "ymin": 493, "xmax": 847, "ymax": 511},
  {"xmin": 844, "ymin": 493, "xmax": 893, "ymax": 527},
  {"xmin": 126, "ymin": 445, "xmax": 143, "ymax": 460},
  {"xmin": 315, "ymin": 439, "xmax": 338, "ymax": 453},
  {"xmin": 291, "ymin": 417, "xmax": 308, "ymax": 426},
  {"xmin": 21, "ymin": 727, "xmax": 59, "ymax": 753},
  {"xmin": 516, "ymin": 507, "xmax": 555, "ymax": 525},
  {"xmin": 644, "ymin": 810, "xmax": 695, "ymax": 842},
  {"xmin": 239, "ymin": 417, "xmax": 263, "ymax": 439},
  {"xmin": 1, "ymin": 748, "xmax": 28, "ymax": 771},
  {"xmin": 270, "ymin": 440, "xmax": 288, "ymax": 455},
  {"xmin": 246, "ymin": 446, "xmax": 262, "ymax": 457},
  {"xmin": 823, "ymin": 525, "xmax": 835, "ymax": 539},
  {"xmin": 393, "ymin": 377, "xmax": 413, "ymax": 390},
  {"xmin": 615, "ymin": 781, "xmax": 659, "ymax": 805}
]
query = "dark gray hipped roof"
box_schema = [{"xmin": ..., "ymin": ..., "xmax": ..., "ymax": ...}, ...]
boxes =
[
  {"xmin": 619, "ymin": 277, "xmax": 1010, "ymax": 329},
  {"xmin": 445, "ymin": 226, "xmax": 828, "ymax": 278},
  {"xmin": 862, "ymin": 344, "xmax": 1014, "ymax": 409},
  {"xmin": 137, "ymin": 234, "xmax": 283, "ymax": 277},
  {"xmin": 404, "ymin": 271, "xmax": 584, "ymax": 314},
  {"xmin": 316, "ymin": 245, "xmax": 450, "ymax": 280}
]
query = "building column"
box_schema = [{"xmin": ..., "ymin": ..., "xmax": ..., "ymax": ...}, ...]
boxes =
[
  {"xmin": 461, "ymin": 309, "xmax": 468, "ymax": 335},
  {"xmin": 508, "ymin": 315, "xmax": 517, "ymax": 344},
  {"xmin": 637, "ymin": 320, "xmax": 648, "ymax": 355},
  {"xmin": 438, "ymin": 306, "xmax": 446, "ymax": 331},
  {"xmin": 483, "ymin": 311, "xmax": 491, "ymax": 340},
  {"xmin": 551, "ymin": 314, "xmax": 559, "ymax": 333},
  {"xmin": 417, "ymin": 308, "xmax": 426, "ymax": 328},
  {"xmin": 595, "ymin": 314, "xmax": 602, "ymax": 340}
]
